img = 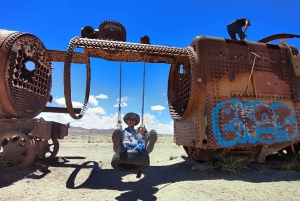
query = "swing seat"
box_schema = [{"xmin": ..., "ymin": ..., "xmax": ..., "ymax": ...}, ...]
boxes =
[{"xmin": 111, "ymin": 150, "xmax": 150, "ymax": 172}]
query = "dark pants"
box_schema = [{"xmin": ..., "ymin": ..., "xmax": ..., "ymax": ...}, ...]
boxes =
[{"xmin": 227, "ymin": 24, "xmax": 246, "ymax": 40}]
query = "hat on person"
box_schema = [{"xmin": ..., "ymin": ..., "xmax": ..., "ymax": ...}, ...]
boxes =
[{"xmin": 123, "ymin": 112, "xmax": 140, "ymax": 125}]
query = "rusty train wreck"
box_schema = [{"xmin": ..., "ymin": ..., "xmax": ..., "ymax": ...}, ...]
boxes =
[
  {"xmin": 169, "ymin": 35, "xmax": 300, "ymax": 163},
  {"xmin": 0, "ymin": 20, "xmax": 300, "ymax": 170}
]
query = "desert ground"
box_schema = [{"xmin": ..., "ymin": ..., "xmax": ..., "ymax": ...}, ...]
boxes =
[{"xmin": 1, "ymin": 134, "xmax": 300, "ymax": 201}]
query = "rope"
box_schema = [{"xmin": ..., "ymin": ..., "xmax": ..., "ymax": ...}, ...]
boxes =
[
  {"xmin": 250, "ymin": 52, "xmax": 282, "ymax": 65},
  {"xmin": 240, "ymin": 52, "xmax": 282, "ymax": 99},
  {"xmin": 240, "ymin": 56, "xmax": 256, "ymax": 99}
]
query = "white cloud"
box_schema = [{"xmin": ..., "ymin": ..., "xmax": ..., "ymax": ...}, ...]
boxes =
[
  {"xmin": 89, "ymin": 95, "xmax": 98, "ymax": 106},
  {"xmin": 120, "ymin": 96, "xmax": 129, "ymax": 102},
  {"xmin": 54, "ymin": 97, "xmax": 83, "ymax": 108},
  {"xmin": 54, "ymin": 97, "xmax": 65, "ymax": 106},
  {"xmin": 150, "ymin": 105, "xmax": 165, "ymax": 111},
  {"xmin": 37, "ymin": 112, "xmax": 119, "ymax": 130},
  {"xmin": 114, "ymin": 96, "xmax": 130, "ymax": 108},
  {"xmin": 96, "ymin": 94, "xmax": 108, "ymax": 99},
  {"xmin": 36, "ymin": 111, "xmax": 173, "ymax": 134},
  {"xmin": 137, "ymin": 113, "xmax": 173, "ymax": 134},
  {"xmin": 72, "ymin": 101, "xmax": 83, "ymax": 108},
  {"xmin": 40, "ymin": 96, "xmax": 173, "ymax": 134},
  {"xmin": 87, "ymin": 106, "xmax": 106, "ymax": 115}
]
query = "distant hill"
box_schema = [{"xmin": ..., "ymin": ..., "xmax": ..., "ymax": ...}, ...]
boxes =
[
  {"xmin": 68, "ymin": 126, "xmax": 115, "ymax": 135},
  {"xmin": 68, "ymin": 126, "xmax": 172, "ymax": 136}
]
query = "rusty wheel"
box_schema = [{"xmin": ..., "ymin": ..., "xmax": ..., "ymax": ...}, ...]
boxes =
[
  {"xmin": 37, "ymin": 137, "xmax": 59, "ymax": 158},
  {"xmin": 0, "ymin": 131, "xmax": 37, "ymax": 170}
]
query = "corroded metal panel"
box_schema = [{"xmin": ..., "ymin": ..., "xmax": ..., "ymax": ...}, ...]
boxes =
[
  {"xmin": 202, "ymin": 37, "xmax": 298, "ymax": 149},
  {"xmin": 253, "ymin": 72, "xmax": 291, "ymax": 97},
  {"xmin": 293, "ymin": 54, "xmax": 300, "ymax": 76}
]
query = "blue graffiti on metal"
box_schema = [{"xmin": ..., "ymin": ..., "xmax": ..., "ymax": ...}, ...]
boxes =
[{"xmin": 212, "ymin": 99, "xmax": 298, "ymax": 147}]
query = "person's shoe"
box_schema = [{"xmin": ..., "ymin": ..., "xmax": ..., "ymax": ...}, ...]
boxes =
[
  {"xmin": 92, "ymin": 161, "xmax": 103, "ymax": 173},
  {"xmin": 146, "ymin": 130, "xmax": 158, "ymax": 154},
  {"xmin": 112, "ymin": 129, "xmax": 122, "ymax": 154}
]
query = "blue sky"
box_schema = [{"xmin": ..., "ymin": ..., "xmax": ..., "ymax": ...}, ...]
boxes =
[{"xmin": 1, "ymin": 0, "xmax": 299, "ymax": 134}]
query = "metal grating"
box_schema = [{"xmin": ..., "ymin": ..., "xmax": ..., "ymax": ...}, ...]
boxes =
[{"xmin": 0, "ymin": 31, "xmax": 51, "ymax": 118}]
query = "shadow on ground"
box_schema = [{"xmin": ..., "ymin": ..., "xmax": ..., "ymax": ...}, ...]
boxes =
[
  {"xmin": 1, "ymin": 155, "xmax": 300, "ymax": 201},
  {"xmin": 32, "ymin": 156, "xmax": 300, "ymax": 200},
  {"xmin": 0, "ymin": 156, "xmax": 86, "ymax": 188}
]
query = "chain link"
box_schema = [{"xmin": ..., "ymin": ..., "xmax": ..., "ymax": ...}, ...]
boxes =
[
  {"xmin": 117, "ymin": 52, "xmax": 123, "ymax": 127},
  {"xmin": 141, "ymin": 48, "xmax": 147, "ymax": 125},
  {"xmin": 64, "ymin": 37, "xmax": 91, "ymax": 119}
]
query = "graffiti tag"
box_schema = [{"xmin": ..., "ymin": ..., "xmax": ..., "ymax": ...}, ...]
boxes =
[{"xmin": 212, "ymin": 99, "xmax": 298, "ymax": 147}]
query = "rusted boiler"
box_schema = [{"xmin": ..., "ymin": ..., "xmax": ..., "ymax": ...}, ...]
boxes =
[{"xmin": 168, "ymin": 35, "xmax": 300, "ymax": 162}]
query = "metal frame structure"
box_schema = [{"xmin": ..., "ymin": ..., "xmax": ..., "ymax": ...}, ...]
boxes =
[{"xmin": 1, "ymin": 20, "xmax": 299, "ymax": 170}]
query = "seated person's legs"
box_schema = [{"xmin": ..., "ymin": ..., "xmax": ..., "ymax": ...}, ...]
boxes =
[
  {"xmin": 145, "ymin": 130, "xmax": 158, "ymax": 154},
  {"xmin": 112, "ymin": 129, "xmax": 122, "ymax": 154}
]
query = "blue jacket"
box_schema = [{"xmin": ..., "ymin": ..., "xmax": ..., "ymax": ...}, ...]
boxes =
[{"xmin": 121, "ymin": 127, "xmax": 148, "ymax": 154}]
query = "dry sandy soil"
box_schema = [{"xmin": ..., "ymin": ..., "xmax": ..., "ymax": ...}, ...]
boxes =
[{"xmin": 1, "ymin": 134, "xmax": 300, "ymax": 201}]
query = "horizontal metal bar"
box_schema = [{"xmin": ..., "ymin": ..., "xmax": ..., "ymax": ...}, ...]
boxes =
[
  {"xmin": 46, "ymin": 50, "xmax": 87, "ymax": 64},
  {"xmin": 42, "ymin": 106, "xmax": 81, "ymax": 114}
]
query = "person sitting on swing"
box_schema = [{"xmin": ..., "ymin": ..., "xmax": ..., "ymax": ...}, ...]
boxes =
[{"xmin": 112, "ymin": 112, "xmax": 157, "ymax": 155}]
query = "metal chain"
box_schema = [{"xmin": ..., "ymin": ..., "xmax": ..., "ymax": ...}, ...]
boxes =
[
  {"xmin": 141, "ymin": 48, "xmax": 146, "ymax": 125},
  {"xmin": 117, "ymin": 53, "xmax": 123, "ymax": 127},
  {"xmin": 64, "ymin": 37, "xmax": 91, "ymax": 119}
]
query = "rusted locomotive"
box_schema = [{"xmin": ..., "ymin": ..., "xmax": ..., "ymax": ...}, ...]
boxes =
[
  {"xmin": 168, "ymin": 35, "xmax": 300, "ymax": 162},
  {"xmin": 1, "ymin": 20, "xmax": 299, "ymax": 170}
]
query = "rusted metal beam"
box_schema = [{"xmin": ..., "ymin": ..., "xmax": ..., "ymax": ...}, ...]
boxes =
[
  {"xmin": 42, "ymin": 106, "xmax": 81, "ymax": 114},
  {"xmin": 258, "ymin": 33, "xmax": 300, "ymax": 43},
  {"xmin": 46, "ymin": 50, "xmax": 88, "ymax": 64}
]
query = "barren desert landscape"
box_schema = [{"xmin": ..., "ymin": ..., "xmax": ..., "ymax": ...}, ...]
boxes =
[{"xmin": 0, "ymin": 134, "xmax": 300, "ymax": 201}]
